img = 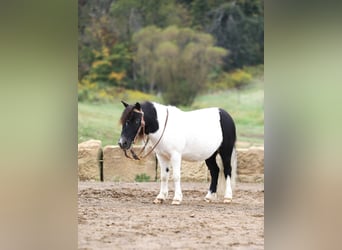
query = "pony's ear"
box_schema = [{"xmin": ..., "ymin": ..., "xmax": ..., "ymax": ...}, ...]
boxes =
[
  {"xmin": 121, "ymin": 100, "xmax": 129, "ymax": 108},
  {"xmin": 134, "ymin": 102, "xmax": 141, "ymax": 110}
]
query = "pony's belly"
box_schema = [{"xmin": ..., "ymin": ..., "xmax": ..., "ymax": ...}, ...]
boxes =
[
  {"xmin": 181, "ymin": 139, "xmax": 221, "ymax": 161},
  {"xmin": 182, "ymin": 151, "xmax": 215, "ymax": 162},
  {"xmin": 153, "ymin": 136, "xmax": 220, "ymax": 161}
]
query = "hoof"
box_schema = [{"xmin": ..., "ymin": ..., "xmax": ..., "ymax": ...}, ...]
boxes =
[
  {"xmin": 153, "ymin": 198, "xmax": 164, "ymax": 204},
  {"xmin": 204, "ymin": 197, "xmax": 211, "ymax": 203},
  {"xmin": 204, "ymin": 192, "xmax": 217, "ymax": 203},
  {"xmin": 223, "ymin": 198, "xmax": 232, "ymax": 203},
  {"xmin": 171, "ymin": 200, "xmax": 181, "ymax": 205}
]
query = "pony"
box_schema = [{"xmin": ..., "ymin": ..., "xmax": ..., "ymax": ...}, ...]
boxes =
[{"xmin": 118, "ymin": 101, "xmax": 237, "ymax": 205}]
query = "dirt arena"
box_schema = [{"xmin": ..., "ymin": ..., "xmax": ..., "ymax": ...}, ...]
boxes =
[{"xmin": 78, "ymin": 182, "xmax": 264, "ymax": 249}]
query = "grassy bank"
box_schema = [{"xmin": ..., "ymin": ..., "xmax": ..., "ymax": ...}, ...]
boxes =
[{"xmin": 78, "ymin": 81, "xmax": 264, "ymax": 147}]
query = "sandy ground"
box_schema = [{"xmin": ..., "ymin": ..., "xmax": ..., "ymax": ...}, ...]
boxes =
[{"xmin": 78, "ymin": 182, "xmax": 264, "ymax": 250}]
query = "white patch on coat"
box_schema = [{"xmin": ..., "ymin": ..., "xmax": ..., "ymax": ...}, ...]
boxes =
[{"xmin": 148, "ymin": 103, "xmax": 223, "ymax": 161}]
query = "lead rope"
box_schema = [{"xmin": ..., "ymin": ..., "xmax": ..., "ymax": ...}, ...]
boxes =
[{"xmin": 124, "ymin": 108, "xmax": 169, "ymax": 161}]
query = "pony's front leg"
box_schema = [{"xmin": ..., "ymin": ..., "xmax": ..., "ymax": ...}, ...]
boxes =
[
  {"xmin": 153, "ymin": 154, "xmax": 170, "ymax": 204},
  {"xmin": 171, "ymin": 154, "xmax": 183, "ymax": 205}
]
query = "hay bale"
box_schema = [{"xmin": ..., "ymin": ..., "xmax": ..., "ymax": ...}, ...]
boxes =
[
  {"xmin": 237, "ymin": 147, "xmax": 264, "ymax": 183},
  {"xmin": 103, "ymin": 146, "xmax": 156, "ymax": 182},
  {"xmin": 78, "ymin": 140, "xmax": 102, "ymax": 181},
  {"xmin": 156, "ymin": 160, "xmax": 209, "ymax": 182},
  {"xmin": 96, "ymin": 145, "xmax": 264, "ymax": 183},
  {"xmin": 180, "ymin": 160, "xmax": 209, "ymax": 182}
]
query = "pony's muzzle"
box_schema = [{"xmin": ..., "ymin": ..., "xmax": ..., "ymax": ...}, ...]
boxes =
[{"xmin": 118, "ymin": 137, "xmax": 130, "ymax": 150}]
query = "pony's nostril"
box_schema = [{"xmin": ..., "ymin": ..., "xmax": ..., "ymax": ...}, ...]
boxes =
[{"xmin": 118, "ymin": 138, "xmax": 128, "ymax": 149}]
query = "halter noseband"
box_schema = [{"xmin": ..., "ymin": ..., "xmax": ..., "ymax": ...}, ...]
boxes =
[{"xmin": 124, "ymin": 108, "xmax": 169, "ymax": 161}]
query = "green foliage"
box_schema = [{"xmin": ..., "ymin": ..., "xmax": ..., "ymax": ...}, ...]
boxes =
[
  {"xmin": 78, "ymin": 78, "xmax": 157, "ymax": 104},
  {"xmin": 229, "ymin": 69, "xmax": 253, "ymax": 89},
  {"xmin": 111, "ymin": 0, "xmax": 190, "ymax": 40},
  {"xmin": 190, "ymin": 0, "xmax": 209, "ymax": 29},
  {"xmin": 78, "ymin": 79, "xmax": 120, "ymax": 103},
  {"xmin": 78, "ymin": 1, "xmax": 117, "ymax": 79},
  {"xmin": 87, "ymin": 43, "xmax": 131, "ymax": 87},
  {"xmin": 242, "ymin": 64, "xmax": 264, "ymax": 79},
  {"xmin": 206, "ymin": 0, "xmax": 264, "ymax": 70},
  {"xmin": 78, "ymin": 79, "xmax": 99, "ymax": 102},
  {"xmin": 135, "ymin": 173, "xmax": 151, "ymax": 182},
  {"xmin": 208, "ymin": 67, "xmax": 255, "ymax": 91},
  {"xmin": 133, "ymin": 26, "xmax": 227, "ymax": 106}
]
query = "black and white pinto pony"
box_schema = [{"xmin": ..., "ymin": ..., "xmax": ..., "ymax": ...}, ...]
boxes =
[{"xmin": 118, "ymin": 101, "xmax": 237, "ymax": 205}]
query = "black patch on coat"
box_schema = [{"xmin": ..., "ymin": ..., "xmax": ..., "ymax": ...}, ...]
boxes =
[
  {"xmin": 141, "ymin": 101, "xmax": 159, "ymax": 134},
  {"xmin": 218, "ymin": 108, "xmax": 236, "ymax": 153}
]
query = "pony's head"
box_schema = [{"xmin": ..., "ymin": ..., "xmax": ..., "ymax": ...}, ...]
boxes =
[{"xmin": 118, "ymin": 101, "xmax": 144, "ymax": 150}]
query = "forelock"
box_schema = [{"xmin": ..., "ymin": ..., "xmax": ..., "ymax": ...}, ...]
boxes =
[{"xmin": 120, "ymin": 105, "xmax": 134, "ymax": 125}]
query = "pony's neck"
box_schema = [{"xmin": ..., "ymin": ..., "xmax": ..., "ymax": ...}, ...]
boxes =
[{"xmin": 141, "ymin": 102, "xmax": 159, "ymax": 134}]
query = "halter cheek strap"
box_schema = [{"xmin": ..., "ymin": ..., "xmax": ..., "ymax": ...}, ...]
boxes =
[
  {"xmin": 132, "ymin": 109, "xmax": 145, "ymax": 144},
  {"xmin": 133, "ymin": 109, "xmax": 145, "ymax": 126}
]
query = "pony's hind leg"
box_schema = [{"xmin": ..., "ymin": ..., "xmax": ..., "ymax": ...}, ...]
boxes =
[
  {"xmin": 219, "ymin": 146, "xmax": 236, "ymax": 203},
  {"xmin": 204, "ymin": 152, "xmax": 219, "ymax": 202},
  {"xmin": 217, "ymin": 108, "xmax": 237, "ymax": 203},
  {"xmin": 153, "ymin": 154, "xmax": 170, "ymax": 204}
]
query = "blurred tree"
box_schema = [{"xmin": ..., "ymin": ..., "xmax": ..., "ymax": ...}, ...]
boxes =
[
  {"xmin": 111, "ymin": 0, "xmax": 190, "ymax": 40},
  {"xmin": 78, "ymin": 0, "xmax": 263, "ymax": 92},
  {"xmin": 190, "ymin": 0, "xmax": 209, "ymax": 30},
  {"xmin": 88, "ymin": 43, "xmax": 131, "ymax": 87},
  {"xmin": 111, "ymin": 0, "xmax": 191, "ymax": 90},
  {"xmin": 78, "ymin": 0, "xmax": 117, "ymax": 80},
  {"xmin": 206, "ymin": 0, "xmax": 264, "ymax": 70},
  {"xmin": 133, "ymin": 26, "xmax": 227, "ymax": 106}
]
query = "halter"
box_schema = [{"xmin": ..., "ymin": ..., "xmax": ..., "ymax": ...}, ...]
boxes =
[{"xmin": 124, "ymin": 107, "xmax": 169, "ymax": 160}]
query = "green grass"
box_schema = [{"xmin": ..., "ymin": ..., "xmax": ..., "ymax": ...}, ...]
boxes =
[
  {"xmin": 135, "ymin": 173, "xmax": 151, "ymax": 182},
  {"xmin": 78, "ymin": 102, "xmax": 122, "ymax": 146},
  {"xmin": 193, "ymin": 81, "xmax": 264, "ymax": 144},
  {"xmin": 78, "ymin": 81, "xmax": 264, "ymax": 147}
]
